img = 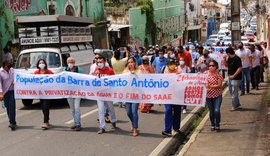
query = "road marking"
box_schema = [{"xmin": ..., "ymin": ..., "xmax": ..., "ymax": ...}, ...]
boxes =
[
  {"xmin": 177, "ymin": 87, "xmax": 229, "ymax": 156},
  {"xmin": 65, "ymin": 108, "xmax": 98, "ymax": 124},
  {"xmin": 0, "ymin": 109, "xmax": 19, "ymax": 116}
]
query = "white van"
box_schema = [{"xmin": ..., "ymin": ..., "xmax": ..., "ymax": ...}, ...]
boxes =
[{"xmin": 15, "ymin": 15, "xmax": 94, "ymax": 106}]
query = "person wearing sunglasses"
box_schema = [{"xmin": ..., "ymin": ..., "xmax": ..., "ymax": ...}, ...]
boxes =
[
  {"xmin": 89, "ymin": 51, "xmax": 110, "ymax": 75},
  {"xmin": 204, "ymin": 60, "xmax": 223, "ymax": 132}
]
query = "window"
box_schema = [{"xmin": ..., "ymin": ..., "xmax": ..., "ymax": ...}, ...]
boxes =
[{"xmin": 16, "ymin": 52, "xmax": 61, "ymax": 69}]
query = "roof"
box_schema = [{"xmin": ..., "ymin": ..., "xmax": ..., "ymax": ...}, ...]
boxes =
[
  {"xmin": 16, "ymin": 15, "xmax": 93, "ymax": 26},
  {"xmin": 108, "ymin": 24, "xmax": 131, "ymax": 32}
]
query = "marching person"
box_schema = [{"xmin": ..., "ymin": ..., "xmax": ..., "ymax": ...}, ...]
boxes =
[
  {"xmin": 235, "ymin": 42, "xmax": 252, "ymax": 96},
  {"xmin": 0, "ymin": 59, "xmax": 16, "ymax": 130},
  {"xmin": 92, "ymin": 55, "xmax": 117, "ymax": 134},
  {"xmin": 179, "ymin": 57, "xmax": 191, "ymax": 114},
  {"xmin": 34, "ymin": 59, "xmax": 54, "ymax": 130},
  {"xmin": 226, "ymin": 47, "xmax": 242, "ymax": 111},
  {"xmin": 152, "ymin": 49, "xmax": 167, "ymax": 73},
  {"xmin": 197, "ymin": 49, "xmax": 211, "ymax": 73},
  {"xmin": 138, "ymin": 56, "xmax": 155, "ymax": 113},
  {"xmin": 111, "ymin": 49, "xmax": 129, "ymax": 108},
  {"xmin": 64, "ymin": 57, "xmax": 83, "ymax": 131},
  {"xmin": 205, "ymin": 60, "xmax": 223, "ymax": 132},
  {"xmin": 249, "ymin": 45, "xmax": 261, "ymax": 90},
  {"xmin": 123, "ymin": 57, "xmax": 141, "ymax": 136},
  {"xmin": 90, "ymin": 52, "xmax": 111, "ymax": 123},
  {"xmin": 161, "ymin": 57, "xmax": 182, "ymax": 137}
]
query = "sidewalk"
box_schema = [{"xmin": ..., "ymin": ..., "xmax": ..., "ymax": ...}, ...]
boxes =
[{"xmin": 179, "ymin": 81, "xmax": 270, "ymax": 156}]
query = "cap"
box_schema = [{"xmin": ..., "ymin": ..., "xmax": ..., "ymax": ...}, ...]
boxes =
[{"xmin": 94, "ymin": 49, "xmax": 102, "ymax": 54}]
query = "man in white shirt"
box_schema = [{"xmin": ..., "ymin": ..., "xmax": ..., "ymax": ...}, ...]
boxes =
[
  {"xmin": 249, "ymin": 45, "xmax": 262, "ymax": 90},
  {"xmin": 235, "ymin": 42, "xmax": 252, "ymax": 95}
]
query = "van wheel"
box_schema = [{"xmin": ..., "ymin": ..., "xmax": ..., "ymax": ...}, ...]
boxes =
[{"xmin": 22, "ymin": 99, "xmax": 33, "ymax": 106}]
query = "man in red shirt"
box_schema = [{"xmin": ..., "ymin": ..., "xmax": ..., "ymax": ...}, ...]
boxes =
[
  {"xmin": 92, "ymin": 56, "xmax": 117, "ymax": 134},
  {"xmin": 177, "ymin": 46, "xmax": 192, "ymax": 68}
]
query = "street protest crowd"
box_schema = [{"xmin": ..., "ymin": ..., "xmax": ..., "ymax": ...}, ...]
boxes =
[{"xmin": 0, "ymin": 41, "xmax": 268, "ymax": 138}]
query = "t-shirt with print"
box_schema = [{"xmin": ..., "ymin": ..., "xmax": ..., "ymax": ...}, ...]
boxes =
[
  {"xmin": 93, "ymin": 66, "xmax": 114, "ymax": 77},
  {"xmin": 204, "ymin": 71, "xmax": 223, "ymax": 98},
  {"xmin": 235, "ymin": 48, "xmax": 251, "ymax": 68},
  {"xmin": 227, "ymin": 55, "xmax": 242, "ymax": 80}
]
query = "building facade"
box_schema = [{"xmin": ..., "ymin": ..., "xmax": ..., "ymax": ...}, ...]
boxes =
[
  {"xmin": 105, "ymin": 0, "xmax": 185, "ymax": 49},
  {"xmin": 130, "ymin": 0, "xmax": 185, "ymax": 47},
  {"xmin": 0, "ymin": 0, "xmax": 108, "ymax": 61}
]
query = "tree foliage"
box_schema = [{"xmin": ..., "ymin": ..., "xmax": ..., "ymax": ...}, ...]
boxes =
[{"xmin": 136, "ymin": 0, "xmax": 157, "ymax": 44}]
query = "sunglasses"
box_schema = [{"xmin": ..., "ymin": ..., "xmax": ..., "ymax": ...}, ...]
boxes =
[{"xmin": 209, "ymin": 65, "xmax": 216, "ymax": 67}]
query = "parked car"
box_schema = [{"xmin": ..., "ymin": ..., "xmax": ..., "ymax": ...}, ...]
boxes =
[
  {"xmin": 217, "ymin": 31, "xmax": 226, "ymax": 40},
  {"xmin": 208, "ymin": 34, "xmax": 219, "ymax": 43},
  {"xmin": 223, "ymin": 37, "xmax": 232, "ymax": 46},
  {"xmin": 250, "ymin": 25, "xmax": 257, "ymax": 31},
  {"xmin": 245, "ymin": 33, "xmax": 255, "ymax": 42},
  {"xmin": 202, "ymin": 39, "xmax": 216, "ymax": 46},
  {"xmin": 241, "ymin": 36, "xmax": 249, "ymax": 45}
]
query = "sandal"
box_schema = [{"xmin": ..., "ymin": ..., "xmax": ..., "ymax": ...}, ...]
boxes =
[
  {"xmin": 42, "ymin": 123, "xmax": 49, "ymax": 130},
  {"xmin": 132, "ymin": 129, "xmax": 139, "ymax": 137}
]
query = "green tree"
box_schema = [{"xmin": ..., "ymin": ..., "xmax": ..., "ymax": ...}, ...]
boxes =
[{"xmin": 136, "ymin": 0, "xmax": 157, "ymax": 45}]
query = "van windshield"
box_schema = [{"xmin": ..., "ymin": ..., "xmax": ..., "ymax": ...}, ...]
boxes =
[{"xmin": 16, "ymin": 52, "xmax": 61, "ymax": 69}]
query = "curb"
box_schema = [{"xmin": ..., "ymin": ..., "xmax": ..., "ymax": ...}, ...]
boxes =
[{"xmin": 149, "ymin": 82, "xmax": 228, "ymax": 156}]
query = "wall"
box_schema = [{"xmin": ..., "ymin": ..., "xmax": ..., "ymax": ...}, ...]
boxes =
[
  {"xmin": 2, "ymin": 0, "xmax": 108, "ymax": 50},
  {"xmin": 129, "ymin": 0, "xmax": 185, "ymax": 47}
]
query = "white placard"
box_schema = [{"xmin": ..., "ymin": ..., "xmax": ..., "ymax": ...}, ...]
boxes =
[
  {"xmin": 61, "ymin": 35, "xmax": 93, "ymax": 43},
  {"xmin": 20, "ymin": 36, "xmax": 59, "ymax": 45},
  {"xmin": 231, "ymin": 22, "xmax": 240, "ymax": 30}
]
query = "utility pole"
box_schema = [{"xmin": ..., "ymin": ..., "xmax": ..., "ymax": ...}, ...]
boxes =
[
  {"xmin": 256, "ymin": 0, "xmax": 260, "ymax": 41},
  {"xmin": 184, "ymin": 0, "xmax": 189, "ymax": 44},
  {"xmin": 231, "ymin": 0, "xmax": 241, "ymax": 45}
]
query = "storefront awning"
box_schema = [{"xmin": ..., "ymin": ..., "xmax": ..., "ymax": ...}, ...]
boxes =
[{"xmin": 108, "ymin": 24, "xmax": 131, "ymax": 32}]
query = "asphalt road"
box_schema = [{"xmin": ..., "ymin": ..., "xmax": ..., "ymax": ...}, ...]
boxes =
[{"xmin": 0, "ymin": 99, "xmax": 193, "ymax": 156}]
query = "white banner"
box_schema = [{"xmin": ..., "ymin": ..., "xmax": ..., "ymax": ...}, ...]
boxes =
[
  {"xmin": 209, "ymin": 53, "xmax": 227, "ymax": 70},
  {"xmin": 14, "ymin": 72, "xmax": 208, "ymax": 107}
]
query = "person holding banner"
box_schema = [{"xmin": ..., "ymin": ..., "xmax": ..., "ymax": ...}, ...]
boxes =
[
  {"xmin": 91, "ymin": 53, "xmax": 111, "ymax": 123},
  {"xmin": 179, "ymin": 57, "xmax": 191, "ymax": 114},
  {"xmin": 93, "ymin": 56, "xmax": 117, "ymax": 134},
  {"xmin": 34, "ymin": 59, "xmax": 54, "ymax": 130},
  {"xmin": 226, "ymin": 47, "xmax": 242, "ymax": 111},
  {"xmin": 0, "ymin": 59, "xmax": 17, "ymax": 130},
  {"xmin": 123, "ymin": 57, "xmax": 141, "ymax": 136},
  {"xmin": 64, "ymin": 57, "xmax": 83, "ymax": 131},
  {"xmin": 161, "ymin": 57, "xmax": 182, "ymax": 137},
  {"xmin": 205, "ymin": 60, "xmax": 223, "ymax": 132},
  {"xmin": 138, "ymin": 56, "xmax": 154, "ymax": 113}
]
